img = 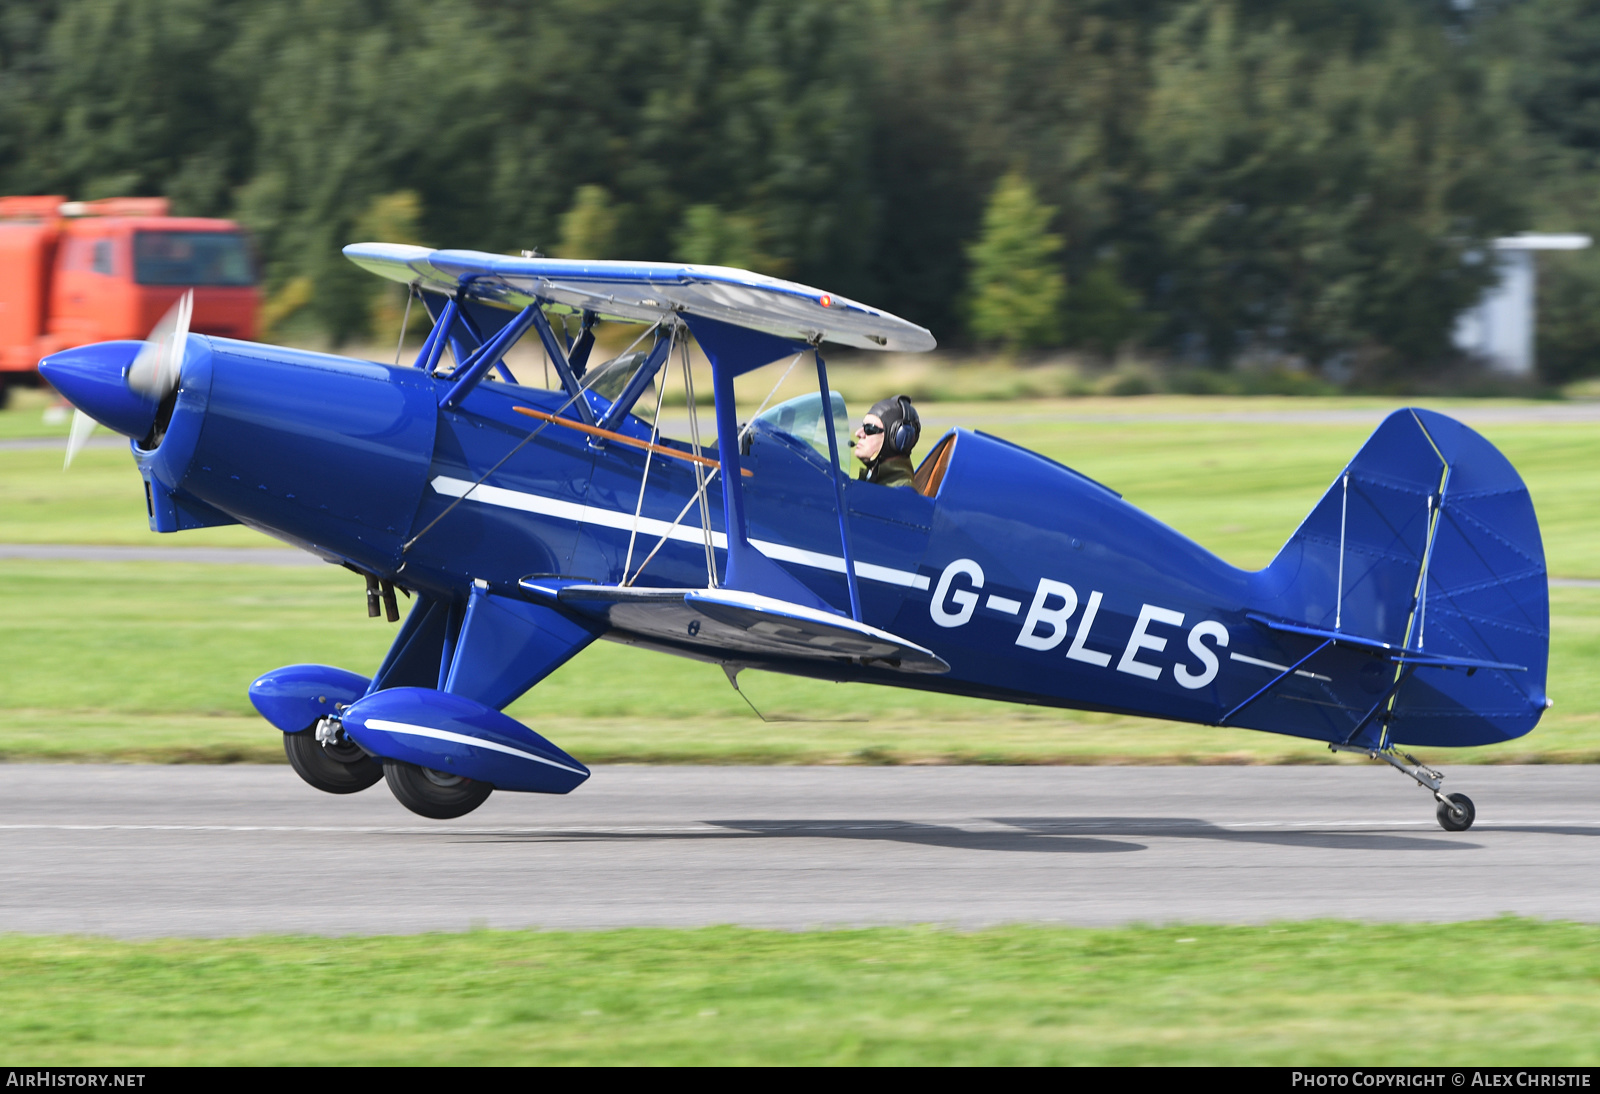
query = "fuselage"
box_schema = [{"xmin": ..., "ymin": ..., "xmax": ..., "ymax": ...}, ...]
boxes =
[{"xmin": 121, "ymin": 335, "xmax": 1453, "ymax": 745}]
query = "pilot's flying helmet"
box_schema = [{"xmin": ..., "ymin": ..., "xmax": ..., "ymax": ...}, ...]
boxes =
[{"xmin": 867, "ymin": 394, "xmax": 921, "ymax": 460}]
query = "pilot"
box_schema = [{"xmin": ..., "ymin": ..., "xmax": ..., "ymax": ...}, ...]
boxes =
[{"xmin": 853, "ymin": 394, "xmax": 921, "ymax": 488}]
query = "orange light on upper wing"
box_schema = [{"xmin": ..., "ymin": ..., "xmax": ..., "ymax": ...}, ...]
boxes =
[{"xmin": 819, "ymin": 294, "xmax": 832, "ymax": 308}]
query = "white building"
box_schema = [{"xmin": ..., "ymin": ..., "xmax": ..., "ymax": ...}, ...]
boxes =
[{"xmin": 1454, "ymin": 233, "xmax": 1591, "ymax": 375}]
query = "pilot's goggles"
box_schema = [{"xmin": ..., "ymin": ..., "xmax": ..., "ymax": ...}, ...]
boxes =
[{"xmin": 859, "ymin": 422, "xmax": 885, "ymax": 436}]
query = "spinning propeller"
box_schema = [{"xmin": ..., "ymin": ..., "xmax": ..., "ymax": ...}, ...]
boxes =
[
  {"xmin": 61, "ymin": 290, "xmax": 192, "ymax": 468},
  {"xmin": 126, "ymin": 289, "xmax": 191, "ymax": 399}
]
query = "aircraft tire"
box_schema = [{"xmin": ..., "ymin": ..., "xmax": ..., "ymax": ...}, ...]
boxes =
[
  {"xmin": 383, "ymin": 760, "xmax": 493, "ymax": 819},
  {"xmin": 283, "ymin": 728, "xmax": 383, "ymax": 794},
  {"xmin": 1436, "ymin": 792, "xmax": 1475, "ymax": 832}
]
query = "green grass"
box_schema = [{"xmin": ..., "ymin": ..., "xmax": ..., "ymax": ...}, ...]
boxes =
[
  {"xmin": 1, "ymin": 920, "xmax": 1596, "ymax": 1064},
  {"xmin": 962, "ymin": 402, "xmax": 1600, "ymax": 576},
  {"xmin": 2, "ymin": 394, "xmax": 1597, "ymax": 764},
  {"xmin": 0, "ymin": 438, "xmax": 273, "ymax": 548}
]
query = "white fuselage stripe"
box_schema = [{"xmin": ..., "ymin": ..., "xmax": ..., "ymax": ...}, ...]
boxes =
[
  {"xmin": 364, "ymin": 718, "xmax": 587, "ymax": 776},
  {"xmin": 1228, "ymin": 652, "xmax": 1332, "ymax": 682},
  {"xmin": 431, "ymin": 475, "xmax": 932, "ymax": 590}
]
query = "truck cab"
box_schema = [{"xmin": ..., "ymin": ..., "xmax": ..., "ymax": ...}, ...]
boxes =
[{"xmin": 0, "ymin": 196, "xmax": 259, "ymax": 403}]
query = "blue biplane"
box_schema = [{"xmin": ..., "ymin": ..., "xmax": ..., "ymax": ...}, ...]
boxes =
[{"xmin": 40, "ymin": 245, "xmax": 1549, "ymax": 829}]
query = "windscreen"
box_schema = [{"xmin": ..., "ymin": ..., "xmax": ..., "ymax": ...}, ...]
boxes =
[
  {"xmin": 585, "ymin": 349, "xmax": 650, "ymax": 404},
  {"xmin": 133, "ymin": 231, "xmax": 256, "ymax": 287},
  {"xmin": 752, "ymin": 391, "xmax": 850, "ymax": 469}
]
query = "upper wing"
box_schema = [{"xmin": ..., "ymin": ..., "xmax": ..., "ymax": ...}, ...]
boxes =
[{"xmin": 344, "ymin": 242, "xmax": 935, "ymax": 353}]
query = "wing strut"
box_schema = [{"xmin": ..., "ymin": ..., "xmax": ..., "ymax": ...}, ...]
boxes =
[
  {"xmin": 600, "ymin": 327, "xmax": 673, "ymax": 431},
  {"xmin": 680, "ymin": 328, "xmax": 720, "ymax": 586},
  {"xmin": 414, "ymin": 297, "xmax": 459, "ymax": 373},
  {"xmin": 441, "ymin": 303, "xmax": 540, "ymax": 408},
  {"xmin": 528, "ymin": 305, "xmax": 596, "ymax": 424},
  {"xmin": 569, "ymin": 310, "xmax": 598, "ymax": 376},
  {"xmin": 401, "ymin": 323, "xmax": 657, "ymax": 553},
  {"xmin": 686, "ymin": 313, "xmax": 837, "ymax": 614},
  {"xmin": 814, "ymin": 350, "xmax": 862, "ymax": 621}
]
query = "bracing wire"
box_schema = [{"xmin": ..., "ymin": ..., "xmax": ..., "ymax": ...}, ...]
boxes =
[
  {"xmin": 623, "ymin": 351, "xmax": 804, "ymax": 586},
  {"xmin": 394, "ymin": 283, "xmax": 416, "ymax": 366},
  {"xmin": 622, "ymin": 325, "xmax": 677, "ymax": 585},
  {"xmin": 751, "ymin": 351, "xmax": 806, "ymax": 422},
  {"xmin": 627, "ymin": 468, "xmax": 724, "ymax": 583},
  {"xmin": 402, "ymin": 316, "xmax": 663, "ymax": 553},
  {"xmin": 1336, "ymin": 471, "xmax": 1348, "ymax": 631}
]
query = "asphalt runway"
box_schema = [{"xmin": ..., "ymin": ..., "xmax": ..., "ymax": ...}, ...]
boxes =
[{"xmin": 1, "ymin": 764, "xmax": 1596, "ymax": 938}]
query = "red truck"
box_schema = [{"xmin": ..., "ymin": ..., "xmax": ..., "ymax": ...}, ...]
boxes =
[{"xmin": 0, "ymin": 195, "xmax": 259, "ymax": 405}]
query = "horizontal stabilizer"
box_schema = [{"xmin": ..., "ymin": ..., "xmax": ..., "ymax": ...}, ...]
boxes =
[
  {"xmin": 520, "ymin": 579, "xmax": 950, "ymax": 674},
  {"xmin": 1245, "ymin": 613, "xmax": 1527, "ymax": 672}
]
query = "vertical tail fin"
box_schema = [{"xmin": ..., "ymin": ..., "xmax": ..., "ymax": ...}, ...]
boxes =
[{"xmin": 1253, "ymin": 409, "xmax": 1548, "ymax": 746}]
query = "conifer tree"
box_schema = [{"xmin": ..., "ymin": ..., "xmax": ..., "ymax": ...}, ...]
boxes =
[{"xmin": 965, "ymin": 172, "xmax": 1066, "ymax": 352}]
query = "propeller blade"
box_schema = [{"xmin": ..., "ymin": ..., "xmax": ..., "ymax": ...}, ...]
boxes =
[
  {"xmin": 127, "ymin": 290, "xmax": 193, "ymax": 398},
  {"xmin": 63, "ymin": 408, "xmax": 98, "ymax": 470}
]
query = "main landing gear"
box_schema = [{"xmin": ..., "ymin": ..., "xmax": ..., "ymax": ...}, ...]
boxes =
[
  {"xmin": 284, "ymin": 718, "xmax": 382, "ymax": 794},
  {"xmin": 1329, "ymin": 742, "xmax": 1475, "ymax": 831},
  {"xmin": 284, "ymin": 716, "xmax": 494, "ymax": 818}
]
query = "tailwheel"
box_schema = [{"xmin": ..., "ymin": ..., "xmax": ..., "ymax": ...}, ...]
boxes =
[
  {"xmin": 384, "ymin": 760, "xmax": 493, "ymax": 819},
  {"xmin": 1328, "ymin": 742, "xmax": 1478, "ymax": 832},
  {"xmin": 1436, "ymin": 792, "xmax": 1475, "ymax": 832},
  {"xmin": 284, "ymin": 721, "xmax": 383, "ymax": 794}
]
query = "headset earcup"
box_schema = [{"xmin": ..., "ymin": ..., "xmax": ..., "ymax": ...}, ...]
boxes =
[{"xmin": 892, "ymin": 397, "xmax": 919, "ymax": 453}]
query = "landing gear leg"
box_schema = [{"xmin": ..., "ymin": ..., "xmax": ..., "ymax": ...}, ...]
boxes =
[{"xmin": 1328, "ymin": 743, "xmax": 1474, "ymax": 831}]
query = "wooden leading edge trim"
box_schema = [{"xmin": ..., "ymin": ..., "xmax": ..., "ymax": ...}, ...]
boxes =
[{"xmin": 512, "ymin": 406, "xmax": 753, "ymax": 477}]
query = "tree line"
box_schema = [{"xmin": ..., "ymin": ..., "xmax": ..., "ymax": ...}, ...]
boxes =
[{"xmin": 3, "ymin": 0, "xmax": 1599, "ymax": 380}]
